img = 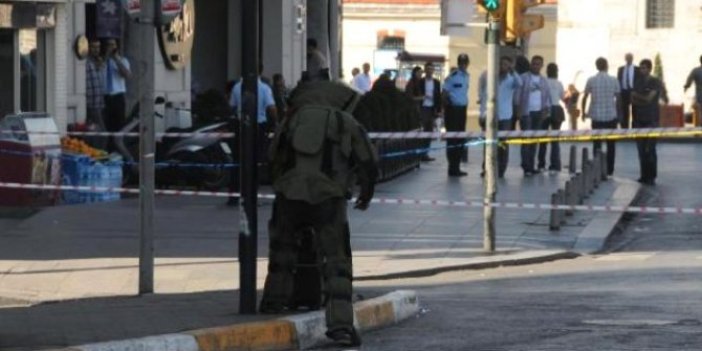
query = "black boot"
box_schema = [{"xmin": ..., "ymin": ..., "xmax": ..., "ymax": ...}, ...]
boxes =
[{"xmin": 325, "ymin": 327, "xmax": 362, "ymax": 347}]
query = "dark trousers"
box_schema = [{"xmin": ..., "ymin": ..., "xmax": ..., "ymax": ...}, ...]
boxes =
[
  {"xmin": 260, "ymin": 196, "xmax": 353, "ymax": 332},
  {"xmin": 86, "ymin": 107, "xmax": 107, "ymax": 150},
  {"xmin": 620, "ymin": 90, "xmax": 632, "ymax": 128},
  {"xmin": 633, "ymin": 120, "xmax": 658, "ymax": 182},
  {"xmin": 421, "ymin": 106, "xmax": 436, "ymax": 156},
  {"xmin": 480, "ymin": 119, "xmax": 513, "ymax": 176},
  {"xmin": 537, "ymin": 106, "xmax": 565, "ymax": 171},
  {"xmin": 228, "ymin": 121, "xmax": 268, "ymax": 196},
  {"xmin": 104, "ymin": 93, "xmax": 126, "ymax": 152},
  {"xmin": 445, "ymin": 105, "xmax": 467, "ymax": 173},
  {"xmin": 520, "ymin": 111, "xmax": 542, "ymax": 172},
  {"xmin": 592, "ymin": 119, "xmax": 618, "ymax": 175}
]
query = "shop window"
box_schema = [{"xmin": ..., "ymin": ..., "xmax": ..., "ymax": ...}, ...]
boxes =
[
  {"xmin": 376, "ymin": 30, "xmax": 406, "ymax": 50},
  {"xmin": 646, "ymin": 0, "xmax": 675, "ymax": 29}
]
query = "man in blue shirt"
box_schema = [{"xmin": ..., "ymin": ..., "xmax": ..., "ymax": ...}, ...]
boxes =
[
  {"xmin": 227, "ymin": 76, "xmax": 278, "ymax": 206},
  {"xmin": 442, "ymin": 54, "xmax": 471, "ymax": 177},
  {"xmin": 478, "ymin": 56, "xmax": 522, "ymax": 178}
]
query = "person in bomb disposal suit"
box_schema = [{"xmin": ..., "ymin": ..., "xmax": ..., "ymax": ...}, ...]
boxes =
[{"xmin": 259, "ymin": 81, "xmax": 378, "ymax": 347}]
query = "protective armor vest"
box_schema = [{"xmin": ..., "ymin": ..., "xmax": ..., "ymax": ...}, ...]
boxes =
[{"xmin": 270, "ymin": 105, "xmax": 361, "ymax": 204}]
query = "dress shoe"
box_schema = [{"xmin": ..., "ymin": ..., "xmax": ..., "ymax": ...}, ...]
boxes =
[
  {"xmin": 326, "ymin": 327, "xmax": 362, "ymax": 347},
  {"xmin": 421, "ymin": 156, "xmax": 435, "ymax": 162},
  {"xmin": 226, "ymin": 197, "xmax": 239, "ymax": 207},
  {"xmin": 448, "ymin": 170, "xmax": 468, "ymax": 177}
]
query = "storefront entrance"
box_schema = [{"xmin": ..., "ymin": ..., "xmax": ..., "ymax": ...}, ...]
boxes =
[{"xmin": 0, "ymin": 28, "xmax": 47, "ymax": 119}]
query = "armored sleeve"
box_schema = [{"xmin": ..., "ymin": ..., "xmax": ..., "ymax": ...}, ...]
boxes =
[{"xmin": 349, "ymin": 121, "xmax": 378, "ymax": 185}]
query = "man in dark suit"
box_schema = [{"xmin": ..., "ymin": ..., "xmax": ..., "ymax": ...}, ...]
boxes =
[
  {"xmin": 418, "ymin": 61, "xmax": 442, "ymax": 161},
  {"xmin": 617, "ymin": 53, "xmax": 639, "ymax": 128}
]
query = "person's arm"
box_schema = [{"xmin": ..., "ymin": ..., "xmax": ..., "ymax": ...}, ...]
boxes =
[
  {"xmin": 581, "ymin": 82, "xmax": 591, "ymax": 120},
  {"xmin": 542, "ymin": 78, "xmax": 551, "ymax": 116},
  {"xmin": 263, "ymin": 85, "xmax": 277, "ymax": 128},
  {"xmin": 631, "ymin": 80, "xmax": 658, "ymax": 104},
  {"xmin": 684, "ymin": 69, "xmax": 694, "ymax": 91},
  {"xmin": 113, "ymin": 55, "xmax": 131, "ymax": 79}
]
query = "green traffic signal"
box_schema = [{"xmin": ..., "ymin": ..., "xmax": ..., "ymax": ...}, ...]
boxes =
[{"xmin": 482, "ymin": 0, "xmax": 500, "ymax": 12}]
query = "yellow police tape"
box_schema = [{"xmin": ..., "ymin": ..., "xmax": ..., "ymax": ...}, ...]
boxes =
[{"xmin": 501, "ymin": 130, "xmax": 702, "ymax": 145}]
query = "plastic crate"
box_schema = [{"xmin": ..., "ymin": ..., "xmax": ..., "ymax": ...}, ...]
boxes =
[{"xmin": 61, "ymin": 153, "xmax": 122, "ymax": 205}]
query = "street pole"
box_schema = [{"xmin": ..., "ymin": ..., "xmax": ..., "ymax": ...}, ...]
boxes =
[
  {"xmin": 138, "ymin": 0, "xmax": 157, "ymax": 295},
  {"xmin": 483, "ymin": 18, "xmax": 499, "ymax": 252},
  {"xmin": 239, "ymin": 0, "xmax": 259, "ymax": 314}
]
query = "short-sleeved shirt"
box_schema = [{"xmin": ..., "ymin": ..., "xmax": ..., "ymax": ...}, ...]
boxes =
[
  {"xmin": 479, "ymin": 71, "xmax": 521, "ymax": 121},
  {"xmin": 352, "ymin": 74, "xmax": 372, "ymax": 93},
  {"xmin": 632, "ymin": 76, "xmax": 662, "ymax": 125},
  {"xmin": 584, "ymin": 72, "xmax": 620, "ymax": 121},
  {"xmin": 686, "ymin": 66, "xmax": 702, "ymax": 103},
  {"xmin": 104, "ymin": 56, "xmax": 130, "ymax": 95},
  {"xmin": 547, "ymin": 78, "xmax": 564, "ymax": 107},
  {"xmin": 230, "ymin": 79, "xmax": 276, "ymax": 124},
  {"xmin": 443, "ymin": 69, "xmax": 470, "ymax": 107}
]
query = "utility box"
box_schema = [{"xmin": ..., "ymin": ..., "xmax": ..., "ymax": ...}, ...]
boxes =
[{"xmin": 0, "ymin": 113, "xmax": 62, "ymax": 207}]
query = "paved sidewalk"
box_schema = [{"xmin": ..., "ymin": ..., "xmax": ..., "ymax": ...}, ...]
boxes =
[{"xmin": 0, "ymin": 144, "xmax": 640, "ymax": 350}]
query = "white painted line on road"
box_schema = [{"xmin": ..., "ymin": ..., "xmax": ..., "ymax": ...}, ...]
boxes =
[
  {"xmin": 594, "ymin": 253, "xmax": 656, "ymax": 261},
  {"xmin": 583, "ymin": 319, "xmax": 676, "ymax": 326}
]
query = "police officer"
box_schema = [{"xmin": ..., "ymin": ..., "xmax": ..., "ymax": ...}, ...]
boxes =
[
  {"xmin": 260, "ymin": 81, "xmax": 378, "ymax": 347},
  {"xmin": 442, "ymin": 54, "xmax": 471, "ymax": 176}
]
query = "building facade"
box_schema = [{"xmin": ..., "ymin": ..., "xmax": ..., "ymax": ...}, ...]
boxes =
[{"xmin": 557, "ymin": 0, "xmax": 702, "ymax": 108}]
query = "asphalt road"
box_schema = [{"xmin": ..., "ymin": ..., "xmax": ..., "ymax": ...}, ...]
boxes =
[{"xmin": 317, "ymin": 142, "xmax": 702, "ymax": 351}]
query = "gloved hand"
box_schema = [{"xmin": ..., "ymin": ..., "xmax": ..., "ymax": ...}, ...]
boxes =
[{"xmin": 353, "ymin": 183, "xmax": 374, "ymax": 211}]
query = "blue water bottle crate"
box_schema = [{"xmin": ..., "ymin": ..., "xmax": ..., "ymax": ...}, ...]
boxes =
[{"xmin": 61, "ymin": 152, "xmax": 122, "ymax": 205}]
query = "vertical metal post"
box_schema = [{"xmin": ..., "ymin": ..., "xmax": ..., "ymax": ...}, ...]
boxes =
[
  {"xmin": 483, "ymin": 19, "xmax": 499, "ymax": 252},
  {"xmin": 239, "ymin": 0, "xmax": 259, "ymax": 314},
  {"xmin": 138, "ymin": 0, "xmax": 157, "ymax": 295}
]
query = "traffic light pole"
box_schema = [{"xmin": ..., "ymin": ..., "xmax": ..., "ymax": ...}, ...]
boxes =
[
  {"xmin": 239, "ymin": 0, "xmax": 259, "ymax": 314},
  {"xmin": 483, "ymin": 19, "xmax": 500, "ymax": 252}
]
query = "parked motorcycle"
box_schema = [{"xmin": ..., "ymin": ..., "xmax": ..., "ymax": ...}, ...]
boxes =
[{"xmin": 114, "ymin": 98, "xmax": 234, "ymax": 190}]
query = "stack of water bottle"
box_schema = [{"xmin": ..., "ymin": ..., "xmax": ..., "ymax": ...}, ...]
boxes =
[{"xmin": 61, "ymin": 152, "xmax": 123, "ymax": 205}]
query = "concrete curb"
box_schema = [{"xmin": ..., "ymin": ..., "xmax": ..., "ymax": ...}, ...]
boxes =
[
  {"xmin": 355, "ymin": 250, "xmax": 580, "ymax": 281},
  {"xmin": 58, "ymin": 290, "xmax": 419, "ymax": 351},
  {"xmin": 573, "ymin": 178, "xmax": 642, "ymax": 254}
]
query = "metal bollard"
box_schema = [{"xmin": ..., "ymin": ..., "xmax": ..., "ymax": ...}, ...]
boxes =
[
  {"xmin": 574, "ymin": 173, "xmax": 584, "ymax": 204},
  {"xmin": 581, "ymin": 147, "xmax": 590, "ymax": 174},
  {"xmin": 587, "ymin": 160, "xmax": 596, "ymax": 193},
  {"xmin": 569, "ymin": 145, "xmax": 577, "ymax": 174},
  {"xmin": 592, "ymin": 154, "xmax": 601, "ymax": 188},
  {"xmin": 557, "ymin": 189, "xmax": 566, "ymax": 224},
  {"xmin": 582, "ymin": 163, "xmax": 591, "ymax": 196},
  {"xmin": 600, "ymin": 150, "xmax": 608, "ymax": 181},
  {"xmin": 564, "ymin": 180, "xmax": 574, "ymax": 216},
  {"xmin": 549, "ymin": 191, "xmax": 561, "ymax": 231}
]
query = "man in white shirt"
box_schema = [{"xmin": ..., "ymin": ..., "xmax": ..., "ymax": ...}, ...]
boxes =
[
  {"xmin": 352, "ymin": 63, "xmax": 372, "ymax": 93},
  {"xmin": 103, "ymin": 38, "xmax": 131, "ymax": 152},
  {"xmin": 617, "ymin": 53, "xmax": 638, "ymax": 128}
]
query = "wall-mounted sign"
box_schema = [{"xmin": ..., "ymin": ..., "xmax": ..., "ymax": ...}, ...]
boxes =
[
  {"xmin": 160, "ymin": 0, "xmax": 184, "ymax": 24},
  {"xmin": 125, "ymin": 0, "xmax": 141, "ymax": 17},
  {"xmin": 157, "ymin": 0, "xmax": 194, "ymax": 70},
  {"xmin": 96, "ymin": 0, "xmax": 122, "ymax": 39},
  {"xmin": 74, "ymin": 35, "xmax": 89, "ymax": 60}
]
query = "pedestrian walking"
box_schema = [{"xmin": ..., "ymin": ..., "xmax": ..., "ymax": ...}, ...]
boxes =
[
  {"xmin": 260, "ymin": 81, "xmax": 378, "ymax": 347},
  {"xmin": 478, "ymin": 56, "xmax": 522, "ymax": 178},
  {"xmin": 419, "ymin": 62, "xmax": 442, "ymax": 162},
  {"xmin": 564, "ymin": 84, "xmax": 581, "ymax": 130},
  {"xmin": 537, "ymin": 63, "xmax": 566, "ymax": 173},
  {"xmin": 617, "ymin": 53, "xmax": 639, "ymax": 128},
  {"xmin": 684, "ymin": 54, "xmax": 702, "ymax": 116},
  {"xmin": 516, "ymin": 55, "xmax": 551, "ymax": 176},
  {"xmin": 581, "ymin": 57, "xmax": 621, "ymax": 177},
  {"xmin": 85, "ymin": 39, "xmax": 107, "ymax": 150},
  {"xmin": 102, "ymin": 39, "xmax": 131, "ymax": 152},
  {"xmin": 631, "ymin": 59, "xmax": 662, "ymax": 186},
  {"xmin": 442, "ymin": 53, "xmax": 471, "ymax": 177}
]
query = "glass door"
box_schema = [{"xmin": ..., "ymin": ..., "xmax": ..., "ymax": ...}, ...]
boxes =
[{"xmin": 19, "ymin": 29, "xmax": 46, "ymax": 113}]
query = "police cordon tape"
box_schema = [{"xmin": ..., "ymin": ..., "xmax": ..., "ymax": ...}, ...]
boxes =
[
  {"xmin": 5, "ymin": 126, "xmax": 702, "ymax": 143},
  {"xmin": 1, "ymin": 181, "xmax": 701, "ymax": 215}
]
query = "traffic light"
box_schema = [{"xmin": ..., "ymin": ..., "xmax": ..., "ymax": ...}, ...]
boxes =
[
  {"xmin": 479, "ymin": 0, "xmax": 500, "ymax": 13},
  {"xmin": 503, "ymin": 0, "xmax": 546, "ymax": 44},
  {"xmin": 477, "ymin": 0, "xmax": 504, "ymax": 19}
]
